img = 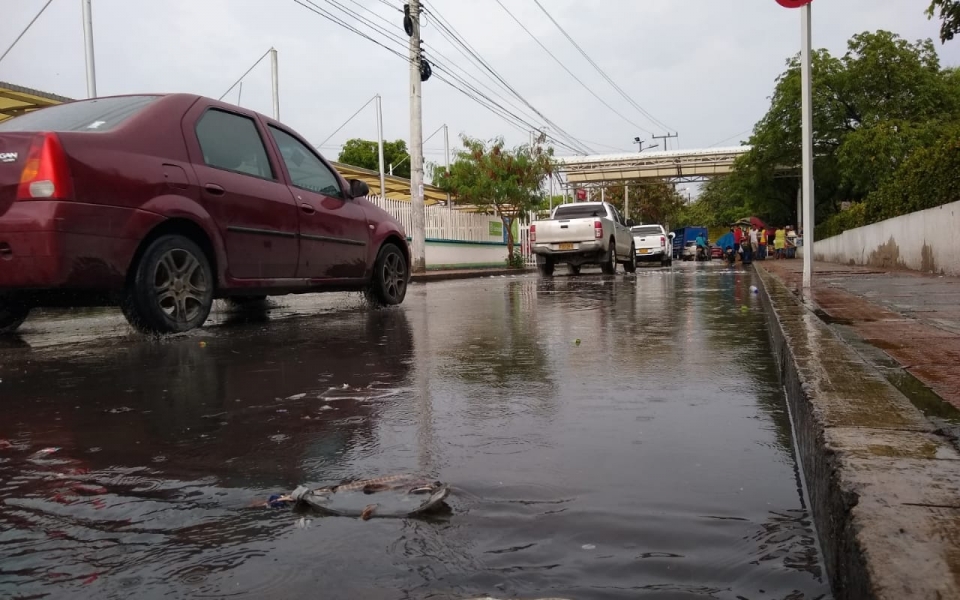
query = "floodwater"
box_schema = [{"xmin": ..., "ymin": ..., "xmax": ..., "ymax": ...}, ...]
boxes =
[{"xmin": 0, "ymin": 264, "xmax": 830, "ymax": 599}]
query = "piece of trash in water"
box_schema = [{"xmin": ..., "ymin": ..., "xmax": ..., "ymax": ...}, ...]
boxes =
[
  {"xmin": 106, "ymin": 406, "xmax": 133, "ymax": 414},
  {"xmin": 575, "ymin": 339, "xmax": 581, "ymax": 346},
  {"xmin": 741, "ymin": 305, "xmax": 749, "ymax": 312},
  {"xmin": 270, "ymin": 475, "xmax": 450, "ymax": 519},
  {"xmin": 269, "ymin": 434, "xmax": 289, "ymax": 443},
  {"xmin": 31, "ymin": 447, "xmax": 61, "ymax": 458},
  {"xmin": 749, "ymin": 285, "xmax": 759, "ymax": 294},
  {"xmin": 582, "ymin": 544, "xmax": 596, "ymax": 550},
  {"xmin": 296, "ymin": 516, "xmax": 312, "ymax": 529},
  {"xmin": 199, "ymin": 341, "xmax": 207, "ymax": 348}
]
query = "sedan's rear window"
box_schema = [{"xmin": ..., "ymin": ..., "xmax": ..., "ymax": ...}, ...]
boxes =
[
  {"xmin": 0, "ymin": 95, "xmax": 159, "ymax": 132},
  {"xmin": 553, "ymin": 204, "xmax": 607, "ymax": 219},
  {"xmin": 631, "ymin": 226, "xmax": 662, "ymax": 236}
]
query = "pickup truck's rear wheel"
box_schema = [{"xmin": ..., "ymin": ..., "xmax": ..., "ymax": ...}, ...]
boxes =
[
  {"xmin": 538, "ymin": 259, "xmax": 555, "ymax": 277},
  {"xmin": 122, "ymin": 235, "xmax": 214, "ymax": 334},
  {"xmin": 624, "ymin": 245, "xmax": 637, "ymax": 273},
  {"xmin": 567, "ymin": 264, "xmax": 581, "ymax": 275},
  {"xmin": 0, "ymin": 297, "xmax": 30, "ymax": 335},
  {"xmin": 600, "ymin": 244, "xmax": 617, "ymax": 275}
]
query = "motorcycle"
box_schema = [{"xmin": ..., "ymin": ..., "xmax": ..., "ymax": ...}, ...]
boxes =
[{"xmin": 696, "ymin": 245, "xmax": 710, "ymax": 261}]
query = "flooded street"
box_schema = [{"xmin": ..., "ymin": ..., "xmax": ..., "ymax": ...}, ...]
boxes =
[{"xmin": 0, "ymin": 264, "xmax": 829, "ymax": 600}]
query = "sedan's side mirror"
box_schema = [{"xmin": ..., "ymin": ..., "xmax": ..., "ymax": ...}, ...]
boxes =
[{"xmin": 349, "ymin": 179, "xmax": 370, "ymax": 199}]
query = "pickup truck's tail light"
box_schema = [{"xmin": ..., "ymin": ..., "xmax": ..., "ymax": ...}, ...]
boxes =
[
  {"xmin": 17, "ymin": 132, "xmax": 73, "ymax": 201},
  {"xmin": 529, "ymin": 224, "xmax": 536, "ymax": 243},
  {"xmin": 594, "ymin": 220, "xmax": 603, "ymax": 239}
]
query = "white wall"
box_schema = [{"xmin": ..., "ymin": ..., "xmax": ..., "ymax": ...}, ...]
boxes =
[
  {"xmin": 814, "ymin": 200, "xmax": 960, "ymax": 276},
  {"xmin": 425, "ymin": 240, "xmax": 509, "ymax": 270}
]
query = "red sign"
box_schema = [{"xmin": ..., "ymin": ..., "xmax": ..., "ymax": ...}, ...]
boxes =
[
  {"xmin": 575, "ymin": 189, "xmax": 587, "ymax": 201},
  {"xmin": 776, "ymin": 0, "xmax": 812, "ymax": 7}
]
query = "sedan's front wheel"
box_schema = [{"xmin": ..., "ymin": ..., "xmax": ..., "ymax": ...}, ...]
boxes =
[
  {"xmin": 0, "ymin": 297, "xmax": 30, "ymax": 335},
  {"xmin": 366, "ymin": 243, "xmax": 408, "ymax": 306},
  {"xmin": 122, "ymin": 235, "xmax": 214, "ymax": 334}
]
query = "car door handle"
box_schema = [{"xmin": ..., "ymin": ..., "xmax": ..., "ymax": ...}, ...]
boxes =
[
  {"xmin": 300, "ymin": 203, "xmax": 316, "ymax": 214},
  {"xmin": 204, "ymin": 183, "xmax": 225, "ymax": 196}
]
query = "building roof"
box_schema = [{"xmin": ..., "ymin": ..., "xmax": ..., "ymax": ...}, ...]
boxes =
[{"xmin": 0, "ymin": 81, "xmax": 74, "ymax": 123}]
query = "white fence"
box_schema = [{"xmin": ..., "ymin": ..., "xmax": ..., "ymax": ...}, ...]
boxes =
[{"xmin": 367, "ymin": 195, "xmax": 503, "ymax": 243}]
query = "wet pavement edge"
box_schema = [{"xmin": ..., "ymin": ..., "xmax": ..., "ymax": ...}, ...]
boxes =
[{"xmin": 755, "ymin": 263, "xmax": 960, "ymax": 600}]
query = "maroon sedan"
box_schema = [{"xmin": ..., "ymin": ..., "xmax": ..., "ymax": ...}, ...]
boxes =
[{"xmin": 0, "ymin": 94, "xmax": 409, "ymax": 334}]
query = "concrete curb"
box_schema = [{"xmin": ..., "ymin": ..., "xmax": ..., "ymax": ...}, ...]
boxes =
[
  {"xmin": 755, "ymin": 264, "xmax": 960, "ymax": 600},
  {"xmin": 410, "ymin": 267, "xmax": 534, "ymax": 283}
]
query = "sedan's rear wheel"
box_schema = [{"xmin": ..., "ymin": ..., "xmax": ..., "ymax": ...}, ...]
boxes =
[
  {"xmin": 122, "ymin": 235, "xmax": 214, "ymax": 334},
  {"xmin": 366, "ymin": 243, "xmax": 408, "ymax": 306},
  {"xmin": 0, "ymin": 297, "xmax": 29, "ymax": 335}
]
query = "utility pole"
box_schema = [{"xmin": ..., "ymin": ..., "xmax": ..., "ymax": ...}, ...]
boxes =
[
  {"xmin": 653, "ymin": 132, "xmax": 678, "ymax": 152},
  {"xmin": 82, "ymin": 0, "xmax": 97, "ymax": 98},
  {"xmin": 800, "ymin": 2, "xmax": 814, "ymax": 289},
  {"xmin": 624, "ymin": 183, "xmax": 629, "ymax": 222},
  {"xmin": 443, "ymin": 123, "xmax": 451, "ymax": 214},
  {"xmin": 408, "ymin": 0, "xmax": 426, "ymax": 272},
  {"xmin": 269, "ymin": 47, "xmax": 279, "ymax": 120},
  {"xmin": 376, "ymin": 94, "xmax": 386, "ymax": 199}
]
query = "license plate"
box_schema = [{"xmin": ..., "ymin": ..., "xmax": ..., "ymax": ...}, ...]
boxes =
[
  {"xmin": 638, "ymin": 248, "xmax": 650, "ymax": 254},
  {"xmin": 559, "ymin": 243, "xmax": 574, "ymax": 250}
]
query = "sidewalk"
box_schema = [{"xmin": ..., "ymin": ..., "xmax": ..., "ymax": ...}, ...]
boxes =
[
  {"xmin": 758, "ymin": 260, "xmax": 960, "ymax": 410},
  {"xmin": 411, "ymin": 266, "xmax": 534, "ymax": 282}
]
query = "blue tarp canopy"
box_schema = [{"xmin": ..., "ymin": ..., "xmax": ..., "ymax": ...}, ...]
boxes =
[{"xmin": 716, "ymin": 232, "xmax": 735, "ymax": 251}]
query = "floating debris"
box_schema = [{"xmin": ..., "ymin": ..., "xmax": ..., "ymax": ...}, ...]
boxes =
[{"xmin": 264, "ymin": 474, "xmax": 449, "ymax": 519}]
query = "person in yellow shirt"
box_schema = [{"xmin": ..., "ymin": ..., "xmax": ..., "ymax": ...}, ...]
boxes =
[
  {"xmin": 758, "ymin": 228, "xmax": 768, "ymax": 260},
  {"xmin": 774, "ymin": 227, "xmax": 786, "ymax": 259}
]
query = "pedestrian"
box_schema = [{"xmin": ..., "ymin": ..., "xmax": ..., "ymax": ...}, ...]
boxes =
[
  {"xmin": 774, "ymin": 227, "xmax": 786, "ymax": 259},
  {"xmin": 749, "ymin": 227, "xmax": 759, "ymax": 256},
  {"xmin": 786, "ymin": 226, "xmax": 798, "ymax": 259},
  {"xmin": 758, "ymin": 227, "xmax": 767, "ymax": 260}
]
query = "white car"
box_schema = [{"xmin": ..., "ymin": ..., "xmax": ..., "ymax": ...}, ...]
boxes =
[
  {"xmin": 530, "ymin": 202, "xmax": 636, "ymax": 276},
  {"xmin": 630, "ymin": 224, "xmax": 674, "ymax": 267}
]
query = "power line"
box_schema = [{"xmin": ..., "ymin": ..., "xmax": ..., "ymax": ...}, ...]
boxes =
[
  {"xmin": 318, "ymin": 94, "xmax": 378, "ymax": 146},
  {"xmin": 0, "ymin": 0, "xmax": 56, "ymax": 66},
  {"xmin": 218, "ymin": 48, "xmax": 271, "ymax": 101},
  {"xmin": 493, "ymin": 0, "xmax": 656, "ymax": 137},
  {"xmin": 422, "ymin": 2, "xmax": 592, "ymax": 154},
  {"xmin": 531, "ymin": 0, "xmax": 674, "ymax": 134},
  {"xmin": 291, "ymin": 0, "xmax": 588, "ymax": 153}
]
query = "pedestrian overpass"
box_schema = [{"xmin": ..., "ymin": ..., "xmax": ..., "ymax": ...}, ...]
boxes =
[{"xmin": 555, "ymin": 146, "xmax": 751, "ymax": 188}]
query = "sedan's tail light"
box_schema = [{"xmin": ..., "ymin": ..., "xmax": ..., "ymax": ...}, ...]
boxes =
[
  {"xmin": 529, "ymin": 224, "xmax": 536, "ymax": 242},
  {"xmin": 17, "ymin": 132, "xmax": 73, "ymax": 201},
  {"xmin": 594, "ymin": 220, "xmax": 603, "ymax": 239}
]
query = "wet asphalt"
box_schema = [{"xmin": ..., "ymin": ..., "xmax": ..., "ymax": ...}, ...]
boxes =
[{"xmin": 0, "ymin": 263, "xmax": 830, "ymax": 600}]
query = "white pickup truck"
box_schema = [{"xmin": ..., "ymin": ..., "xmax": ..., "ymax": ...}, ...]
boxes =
[
  {"xmin": 530, "ymin": 202, "xmax": 636, "ymax": 276},
  {"xmin": 630, "ymin": 224, "xmax": 675, "ymax": 267}
]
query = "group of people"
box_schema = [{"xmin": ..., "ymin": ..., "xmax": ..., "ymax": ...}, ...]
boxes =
[{"xmin": 729, "ymin": 224, "xmax": 799, "ymax": 264}]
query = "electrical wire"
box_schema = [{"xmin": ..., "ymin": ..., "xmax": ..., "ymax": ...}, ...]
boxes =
[
  {"xmin": 493, "ymin": 0, "xmax": 656, "ymax": 137},
  {"xmin": 0, "ymin": 0, "xmax": 56, "ymax": 66},
  {"xmin": 218, "ymin": 48, "xmax": 271, "ymax": 101},
  {"xmin": 290, "ymin": 0, "xmax": 589, "ymax": 153},
  {"xmin": 423, "ymin": 2, "xmax": 592, "ymax": 153},
  {"xmin": 318, "ymin": 94, "xmax": 378, "ymax": 146},
  {"xmin": 531, "ymin": 0, "xmax": 675, "ymax": 134}
]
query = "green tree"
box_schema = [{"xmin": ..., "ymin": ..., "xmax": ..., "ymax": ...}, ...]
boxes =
[
  {"xmin": 436, "ymin": 135, "xmax": 554, "ymax": 257},
  {"xmin": 337, "ymin": 138, "xmax": 410, "ymax": 179},
  {"xmin": 928, "ymin": 0, "xmax": 960, "ymax": 42},
  {"xmin": 725, "ymin": 30, "xmax": 958, "ymax": 230}
]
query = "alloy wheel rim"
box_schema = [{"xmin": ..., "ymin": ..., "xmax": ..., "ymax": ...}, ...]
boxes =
[
  {"xmin": 154, "ymin": 249, "xmax": 208, "ymax": 323},
  {"xmin": 382, "ymin": 252, "xmax": 407, "ymax": 301}
]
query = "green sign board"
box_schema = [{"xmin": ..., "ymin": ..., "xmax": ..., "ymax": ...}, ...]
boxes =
[{"xmin": 488, "ymin": 221, "xmax": 503, "ymax": 237}]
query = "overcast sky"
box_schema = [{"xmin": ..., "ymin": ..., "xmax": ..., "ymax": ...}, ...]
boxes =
[{"xmin": 2, "ymin": 0, "xmax": 958, "ymax": 163}]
